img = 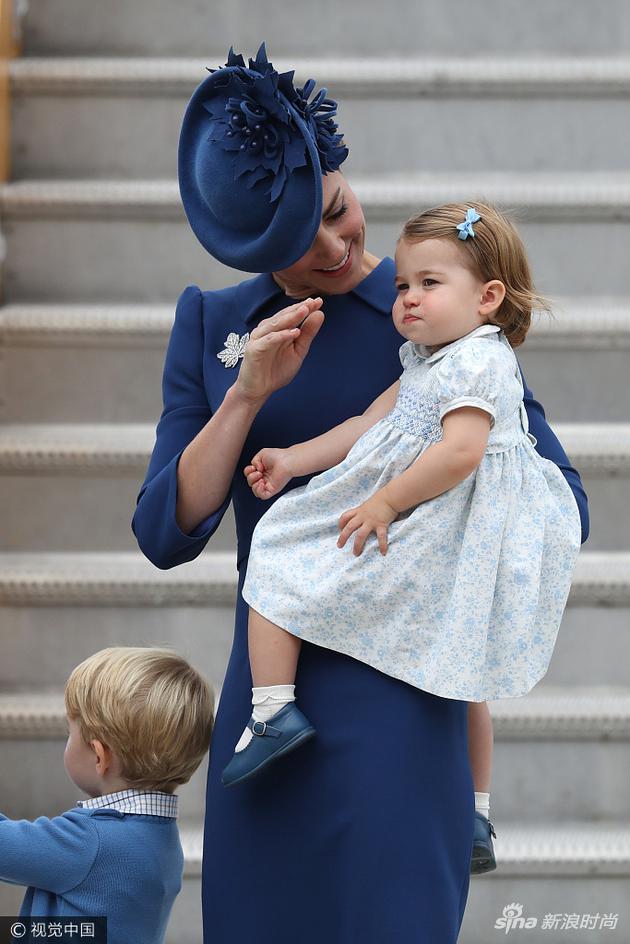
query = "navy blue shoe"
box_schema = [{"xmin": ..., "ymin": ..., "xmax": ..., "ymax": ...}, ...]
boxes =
[
  {"xmin": 221, "ymin": 702, "xmax": 316, "ymax": 787},
  {"xmin": 471, "ymin": 811, "xmax": 497, "ymax": 874}
]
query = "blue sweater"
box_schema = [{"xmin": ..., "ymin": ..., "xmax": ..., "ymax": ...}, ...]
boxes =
[{"xmin": 0, "ymin": 807, "xmax": 183, "ymax": 944}]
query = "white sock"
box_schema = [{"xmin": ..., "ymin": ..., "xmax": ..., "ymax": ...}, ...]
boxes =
[
  {"xmin": 234, "ymin": 684, "xmax": 296, "ymax": 753},
  {"xmin": 475, "ymin": 791, "xmax": 491, "ymax": 819}
]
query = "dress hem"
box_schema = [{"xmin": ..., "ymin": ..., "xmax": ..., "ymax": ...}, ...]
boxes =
[{"xmin": 245, "ymin": 595, "xmax": 549, "ymax": 703}]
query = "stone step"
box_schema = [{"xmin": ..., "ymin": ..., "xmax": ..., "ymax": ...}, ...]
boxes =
[
  {"xmin": 21, "ymin": 0, "xmax": 630, "ymax": 57},
  {"xmin": 0, "ymin": 550, "xmax": 239, "ymax": 694},
  {"xmin": 488, "ymin": 688, "xmax": 630, "ymax": 822},
  {"xmin": 0, "ymin": 422, "xmax": 625, "ymax": 551},
  {"xmin": 0, "ymin": 551, "xmax": 628, "ymax": 690},
  {"xmin": 0, "ymin": 303, "xmax": 169, "ymax": 424},
  {"xmin": 0, "ymin": 822, "xmax": 628, "ymax": 943},
  {"xmin": 517, "ymin": 301, "xmax": 630, "ymax": 423},
  {"xmin": 5, "ymin": 687, "xmax": 630, "ymax": 740},
  {"xmin": 2, "ymin": 300, "xmax": 628, "ymax": 424},
  {"xmin": 0, "ymin": 421, "xmax": 626, "ymax": 475},
  {"xmin": 462, "ymin": 822, "xmax": 630, "ymax": 944},
  {"xmin": 0, "ymin": 422, "xmax": 236, "ymax": 553},
  {"xmin": 1, "ymin": 550, "xmax": 624, "ymax": 607},
  {"xmin": 10, "ymin": 57, "xmax": 630, "ymax": 178},
  {"xmin": 1, "ymin": 174, "xmax": 630, "ymax": 300},
  {"xmin": 1, "ymin": 687, "xmax": 630, "ymax": 822}
]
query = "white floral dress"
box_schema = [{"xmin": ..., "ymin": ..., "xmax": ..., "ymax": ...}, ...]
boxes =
[{"xmin": 242, "ymin": 324, "xmax": 582, "ymax": 701}]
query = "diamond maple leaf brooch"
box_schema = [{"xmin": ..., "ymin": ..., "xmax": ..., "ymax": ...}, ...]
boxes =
[{"xmin": 217, "ymin": 332, "xmax": 250, "ymax": 368}]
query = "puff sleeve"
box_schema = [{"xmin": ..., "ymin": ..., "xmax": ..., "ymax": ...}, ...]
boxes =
[
  {"xmin": 131, "ymin": 285, "xmax": 232, "ymax": 570},
  {"xmin": 435, "ymin": 340, "xmax": 515, "ymax": 429}
]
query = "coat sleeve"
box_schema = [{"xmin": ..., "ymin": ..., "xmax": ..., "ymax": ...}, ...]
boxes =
[
  {"xmin": 519, "ymin": 362, "xmax": 590, "ymax": 544},
  {"xmin": 131, "ymin": 284, "xmax": 232, "ymax": 569},
  {"xmin": 0, "ymin": 811, "xmax": 98, "ymax": 893}
]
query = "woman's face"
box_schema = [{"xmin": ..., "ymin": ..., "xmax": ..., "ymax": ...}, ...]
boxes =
[{"xmin": 272, "ymin": 171, "xmax": 368, "ymax": 297}]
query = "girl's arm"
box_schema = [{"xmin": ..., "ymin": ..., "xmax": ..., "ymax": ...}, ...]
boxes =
[
  {"xmin": 132, "ymin": 288, "xmax": 324, "ymax": 565},
  {"xmin": 337, "ymin": 406, "xmax": 490, "ymax": 555},
  {"xmin": 287, "ymin": 379, "xmax": 401, "ymax": 476},
  {"xmin": 379, "ymin": 407, "xmax": 491, "ymax": 512}
]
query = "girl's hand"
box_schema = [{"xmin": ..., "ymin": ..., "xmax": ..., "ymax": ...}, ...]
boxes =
[
  {"xmin": 235, "ymin": 298, "xmax": 325, "ymax": 405},
  {"xmin": 244, "ymin": 448, "xmax": 295, "ymax": 500},
  {"xmin": 337, "ymin": 493, "xmax": 399, "ymax": 557}
]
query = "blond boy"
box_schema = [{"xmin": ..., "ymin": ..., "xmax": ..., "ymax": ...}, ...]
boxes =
[{"xmin": 0, "ymin": 647, "xmax": 214, "ymax": 944}]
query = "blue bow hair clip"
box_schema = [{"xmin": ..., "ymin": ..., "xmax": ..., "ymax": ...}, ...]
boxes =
[{"xmin": 456, "ymin": 208, "xmax": 481, "ymax": 240}]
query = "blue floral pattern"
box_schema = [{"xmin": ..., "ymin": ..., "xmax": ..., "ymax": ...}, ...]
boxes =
[{"xmin": 242, "ymin": 326, "xmax": 582, "ymax": 702}]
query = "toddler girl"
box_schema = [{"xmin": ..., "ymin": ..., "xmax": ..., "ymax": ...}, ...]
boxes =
[{"xmin": 223, "ymin": 202, "xmax": 582, "ymax": 867}]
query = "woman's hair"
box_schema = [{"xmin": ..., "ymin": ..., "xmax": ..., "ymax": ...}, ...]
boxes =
[
  {"xmin": 400, "ymin": 201, "xmax": 550, "ymax": 347},
  {"xmin": 65, "ymin": 646, "xmax": 214, "ymax": 793}
]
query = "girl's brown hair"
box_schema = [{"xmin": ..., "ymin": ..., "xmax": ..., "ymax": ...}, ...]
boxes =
[{"xmin": 401, "ymin": 202, "xmax": 550, "ymax": 348}]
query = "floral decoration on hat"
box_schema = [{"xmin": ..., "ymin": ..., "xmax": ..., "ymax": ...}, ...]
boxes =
[{"xmin": 203, "ymin": 44, "xmax": 348, "ymax": 204}]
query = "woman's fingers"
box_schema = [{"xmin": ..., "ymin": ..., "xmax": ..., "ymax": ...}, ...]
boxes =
[
  {"xmin": 262, "ymin": 327, "xmax": 302, "ymax": 345},
  {"xmin": 252, "ymin": 298, "xmax": 323, "ymax": 341},
  {"xmin": 236, "ymin": 298, "xmax": 325, "ymax": 402},
  {"xmin": 292, "ymin": 307, "xmax": 325, "ymax": 355}
]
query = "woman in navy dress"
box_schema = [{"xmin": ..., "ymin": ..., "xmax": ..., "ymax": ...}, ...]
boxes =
[{"xmin": 132, "ymin": 46, "xmax": 589, "ymax": 943}]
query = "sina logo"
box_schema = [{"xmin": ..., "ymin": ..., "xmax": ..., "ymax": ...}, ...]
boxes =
[{"xmin": 494, "ymin": 903, "xmax": 538, "ymax": 933}]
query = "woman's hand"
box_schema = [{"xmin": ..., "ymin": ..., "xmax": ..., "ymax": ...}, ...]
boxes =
[
  {"xmin": 337, "ymin": 492, "xmax": 399, "ymax": 557},
  {"xmin": 244, "ymin": 448, "xmax": 296, "ymax": 500},
  {"xmin": 235, "ymin": 297, "xmax": 325, "ymax": 405}
]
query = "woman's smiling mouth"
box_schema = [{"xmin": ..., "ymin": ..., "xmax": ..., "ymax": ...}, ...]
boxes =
[{"xmin": 315, "ymin": 245, "xmax": 352, "ymax": 277}]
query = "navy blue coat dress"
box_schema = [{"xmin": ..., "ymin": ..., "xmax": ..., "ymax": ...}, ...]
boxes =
[{"xmin": 132, "ymin": 258, "xmax": 589, "ymax": 943}]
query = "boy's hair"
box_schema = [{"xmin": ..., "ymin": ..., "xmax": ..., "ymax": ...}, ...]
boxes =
[
  {"xmin": 65, "ymin": 647, "xmax": 214, "ymax": 793},
  {"xmin": 400, "ymin": 201, "xmax": 551, "ymax": 347}
]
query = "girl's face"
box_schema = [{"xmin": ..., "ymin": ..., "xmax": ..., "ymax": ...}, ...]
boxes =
[
  {"xmin": 393, "ymin": 237, "xmax": 502, "ymax": 352},
  {"xmin": 272, "ymin": 171, "xmax": 369, "ymax": 298}
]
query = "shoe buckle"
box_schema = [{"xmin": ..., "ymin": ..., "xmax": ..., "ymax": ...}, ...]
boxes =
[{"xmin": 252, "ymin": 720, "xmax": 267, "ymax": 736}]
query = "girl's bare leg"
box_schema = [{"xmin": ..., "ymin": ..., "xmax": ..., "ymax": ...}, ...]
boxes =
[
  {"xmin": 248, "ymin": 607, "xmax": 302, "ymax": 686},
  {"xmin": 229, "ymin": 608, "xmax": 303, "ymax": 755},
  {"xmin": 467, "ymin": 701, "xmax": 493, "ymax": 793}
]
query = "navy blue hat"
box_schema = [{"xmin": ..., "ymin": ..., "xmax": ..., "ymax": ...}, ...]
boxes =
[{"xmin": 178, "ymin": 44, "xmax": 349, "ymax": 273}]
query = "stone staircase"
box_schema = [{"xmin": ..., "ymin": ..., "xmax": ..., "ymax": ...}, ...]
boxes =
[{"xmin": 1, "ymin": 3, "xmax": 629, "ymax": 942}]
